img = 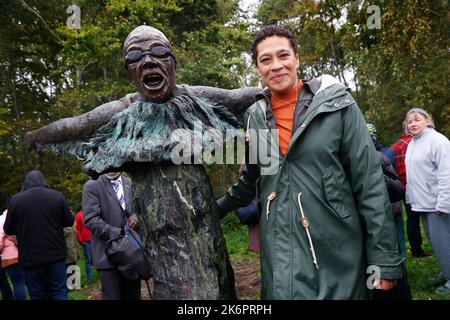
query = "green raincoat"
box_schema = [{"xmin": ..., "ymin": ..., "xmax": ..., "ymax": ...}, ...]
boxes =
[{"xmin": 218, "ymin": 75, "xmax": 403, "ymax": 299}]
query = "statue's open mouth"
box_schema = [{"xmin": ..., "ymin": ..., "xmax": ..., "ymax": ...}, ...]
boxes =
[{"xmin": 143, "ymin": 73, "xmax": 164, "ymax": 89}]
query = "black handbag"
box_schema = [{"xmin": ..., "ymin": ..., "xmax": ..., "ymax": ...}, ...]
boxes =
[{"xmin": 105, "ymin": 224, "xmax": 153, "ymax": 281}]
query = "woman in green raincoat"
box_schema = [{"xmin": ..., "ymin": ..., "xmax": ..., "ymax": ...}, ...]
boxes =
[{"xmin": 217, "ymin": 25, "xmax": 403, "ymax": 300}]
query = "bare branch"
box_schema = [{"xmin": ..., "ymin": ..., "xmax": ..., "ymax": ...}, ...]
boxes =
[
  {"xmin": 7, "ymin": 120, "xmax": 40, "ymax": 130},
  {"xmin": 20, "ymin": 0, "xmax": 63, "ymax": 42}
]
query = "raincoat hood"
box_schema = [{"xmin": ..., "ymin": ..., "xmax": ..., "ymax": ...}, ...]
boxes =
[{"xmin": 22, "ymin": 170, "xmax": 49, "ymax": 191}]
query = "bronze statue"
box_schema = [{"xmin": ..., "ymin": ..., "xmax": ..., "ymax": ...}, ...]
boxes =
[
  {"xmin": 26, "ymin": 26, "xmax": 261, "ymax": 299},
  {"xmin": 25, "ymin": 26, "xmax": 258, "ymax": 149}
]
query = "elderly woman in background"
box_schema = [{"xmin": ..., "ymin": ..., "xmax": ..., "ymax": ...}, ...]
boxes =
[{"xmin": 405, "ymin": 108, "xmax": 450, "ymax": 294}]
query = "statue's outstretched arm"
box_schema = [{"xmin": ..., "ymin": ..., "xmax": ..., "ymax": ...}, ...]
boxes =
[
  {"xmin": 25, "ymin": 86, "xmax": 261, "ymax": 149},
  {"xmin": 181, "ymin": 85, "xmax": 262, "ymax": 116},
  {"xmin": 24, "ymin": 99, "xmax": 128, "ymax": 149}
]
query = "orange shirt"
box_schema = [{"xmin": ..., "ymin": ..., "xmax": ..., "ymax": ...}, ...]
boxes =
[{"xmin": 270, "ymin": 80, "xmax": 303, "ymax": 155}]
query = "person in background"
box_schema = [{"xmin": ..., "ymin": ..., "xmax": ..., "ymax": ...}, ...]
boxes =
[
  {"xmin": 0, "ymin": 200, "xmax": 27, "ymax": 300},
  {"xmin": 75, "ymin": 210, "xmax": 93, "ymax": 283},
  {"xmin": 236, "ymin": 203, "xmax": 260, "ymax": 254},
  {"xmin": 82, "ymin": 172, "xmax": 141, "ymax": 300},
  {"xmin": 367, "ymin": 124, "xmax": 407, "ymax": 258},
  {"xmin": 4, "ymin": 170, "xmax": 74, "ymax": 300},
  {"xmin": 366, "ymin": 124, "xmax": 396, "ymax": 166},
  {"xmin": 390, "ymin": 121, "xmax": 432, "ymax": 259},
  {"xmin": 367, "ymin": 124, "xmax": 412, "ymax": 300},
  {"xmin": 235, "ymin": 164, "xmax": 260, "ymax": 254},
  {"xmin": 0, "ymin": 204, "xmax": 14, "ymax": 301},
  {"xmin": 405, "ymin": 108, "xmax": 450, "ymax": 294},
  {"xmin": 64, "ymin": 209, "xmax": 80, "ymax": 290}
]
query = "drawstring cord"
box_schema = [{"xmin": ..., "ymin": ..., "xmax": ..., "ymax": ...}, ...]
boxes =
[
  {"xmin": 245, "ymin": 115, "xmax": 252, "ymax": 142},
  {"xmin": 297, "ymin": 192, "xmax": 319, "ymax": 270},
  {"xmin": 266, "ymin": 192, "xmax": 276, "ymax": 220}
]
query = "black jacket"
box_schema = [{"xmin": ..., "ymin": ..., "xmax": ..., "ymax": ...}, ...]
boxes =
[
  {"xmin": 378, "ymin": 152, "xmax": 403, "ymax": 203},
  {"xmin": 4, "ymin": 171, "xmax": 74, "ymax": 267}
]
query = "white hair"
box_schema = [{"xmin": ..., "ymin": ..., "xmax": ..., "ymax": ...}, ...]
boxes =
[{"xmin": 405, "ymin": 108, "xmax": 435, "ymax": 128}]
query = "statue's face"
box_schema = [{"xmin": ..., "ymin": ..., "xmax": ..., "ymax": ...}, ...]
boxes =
[{"xmin": 125, "ymin": 39, "xmax": 176, "ymax": 102}]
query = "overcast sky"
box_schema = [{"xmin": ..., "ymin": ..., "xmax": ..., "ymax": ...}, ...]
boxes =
[{"xmin": 239, "ymin": 0, "xmax": 259, "ymax": 18}]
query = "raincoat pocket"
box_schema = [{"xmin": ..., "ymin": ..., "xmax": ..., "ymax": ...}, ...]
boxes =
[{"xmin": 322, "ymin": 168, "xmax": 351, "ymax": 219}]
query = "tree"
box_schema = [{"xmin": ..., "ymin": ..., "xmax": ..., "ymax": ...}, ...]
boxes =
[
  {"xmin": 256, "ymin": 0, "xmax": 350, "ymax": 82},
  {"xmin": 343, "ymin": 0, "xmax": 449, "ymax": 142},
  {"xmin": 0, "ymin": 0, "xmax": 250, "ymax": 207}
]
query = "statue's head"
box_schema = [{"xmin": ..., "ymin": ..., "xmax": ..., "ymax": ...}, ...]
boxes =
[{"xmin": 124, "ymin": 26, "xmax": 176, "ymax": 102}]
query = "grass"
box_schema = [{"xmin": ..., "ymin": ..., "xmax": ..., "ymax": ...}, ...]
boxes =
[
  {"xmin": 407, "ymin": 251, "xmax": 448, "ymax": 300},
  {"xmin": 221, "ymin": 213, "xmax": 258, "ymax": 259},
  {"xmin": 68, "ymin": 252, "xmax": 100, "ymax": 300}
]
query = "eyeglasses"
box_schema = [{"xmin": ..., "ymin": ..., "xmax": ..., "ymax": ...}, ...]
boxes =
[{"xmin": 125, "ymin": 46, "xmax": 174, "ymax": 65}]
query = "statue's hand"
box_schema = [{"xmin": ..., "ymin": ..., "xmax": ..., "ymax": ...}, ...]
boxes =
[{"xmin": 24, "ymin": 131, "xmax": 37, "ymax": 151}]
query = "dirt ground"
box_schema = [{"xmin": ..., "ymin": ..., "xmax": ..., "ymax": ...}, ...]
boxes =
[
  {"xmin": 84, "ymin": 256, "xmax": 261, "ymax": 300},
  {"xmin": 231, "ymin": 256, "xmax": 261, "ymax": 299}
]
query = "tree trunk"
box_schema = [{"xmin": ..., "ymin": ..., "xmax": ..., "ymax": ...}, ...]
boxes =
[
  {"xmin": 103, "ymin": 66, "xmax": 108, "ymax": 81},
  {"xmin": 76, "ymin": 69, "xmax": 82, "ymax": 87},
  {"xmin": 11, "ymin": 75, "xmax": 20, "ymax": 120},
  {"xmin": 127, "ymin": 162, "xmax": 236, "ymax": 300}
]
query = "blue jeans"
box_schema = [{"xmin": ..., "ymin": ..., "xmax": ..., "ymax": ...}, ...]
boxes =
[
  {"xmin": 4, "ymin": 263, "xmax": 27, "ymax": 300},
  {"xmin": 81, "ymin": 242, "xmax": 93, "ymax": 281},
  {"xmin": 24, "ymin": 260, "xmax": 68, "ymax": 300},
  {"xmin": 0, "ymin": 268, "xmax": 13, "ymax": 300}
]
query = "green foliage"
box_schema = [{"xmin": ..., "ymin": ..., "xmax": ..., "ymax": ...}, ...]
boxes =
[
  {"xmin": 221, "ymin": 210, "xmax": 242, "ymax": 232},
  {"xmin": 177, "ymin": 20, "xmax": 253, "ymax": 88},
  {"xmin": 256, "ymin": 0, "xmax": 350, "ymax": 82},
  {"xmin": 0, "ymin": 0, "xmax": 248, "ymax": 205},
  {"xmin": 222, "ymin": 222, "xmax": 253, "ymax": 257},
  {"xmin": 344, "ymin": 0, "xmax": 449, "ymax": 143}
]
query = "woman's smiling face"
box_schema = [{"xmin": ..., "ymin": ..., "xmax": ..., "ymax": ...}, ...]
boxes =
[
  {"xmin": 406, "ymin": 112, "xmax": 430, "ymax": 136},
  {"xmin": 255, "ymin": 36, "xmax": 299, "ymax": 95}
]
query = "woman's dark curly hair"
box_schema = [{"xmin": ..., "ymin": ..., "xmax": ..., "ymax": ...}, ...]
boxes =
[{"xmin": 251, "ymin": 25, "xmax": 299, "ymax": 65}]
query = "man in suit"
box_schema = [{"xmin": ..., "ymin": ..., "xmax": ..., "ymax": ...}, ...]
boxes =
[{"xmin": 82, "ymin": 172, "xmax": 140, "ymax": 300}]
